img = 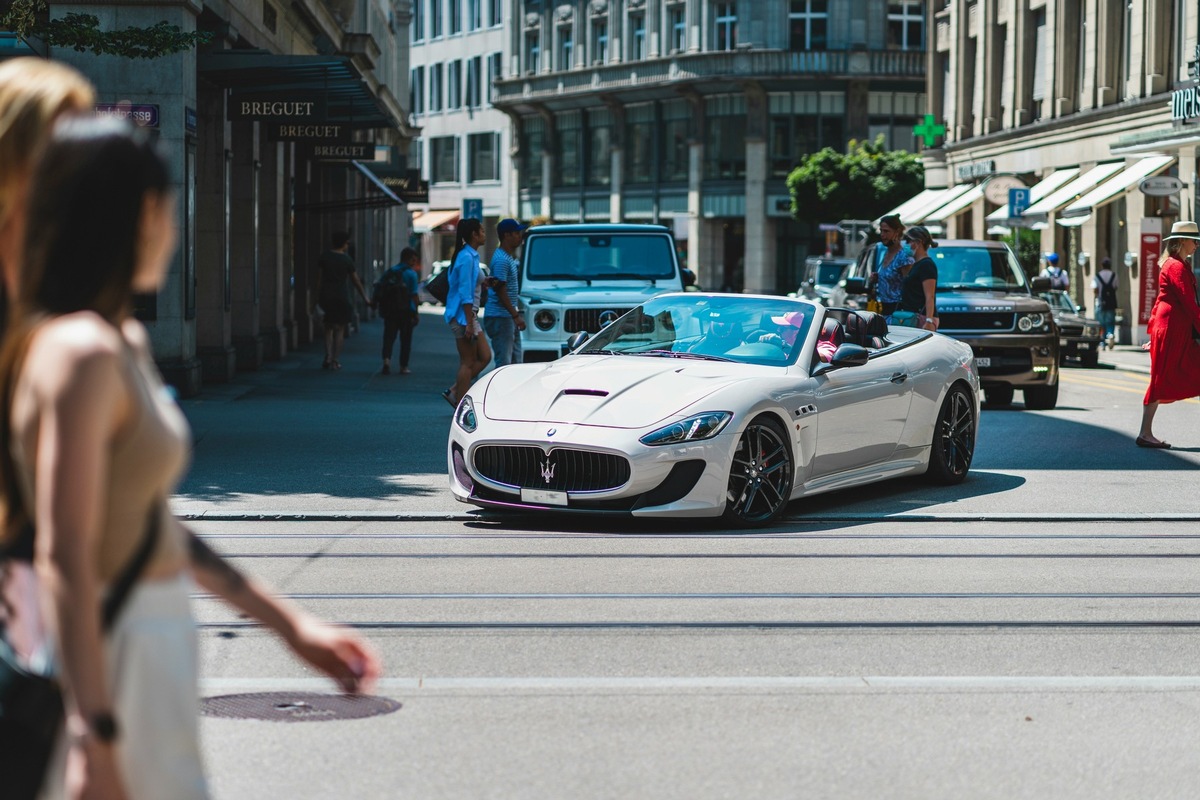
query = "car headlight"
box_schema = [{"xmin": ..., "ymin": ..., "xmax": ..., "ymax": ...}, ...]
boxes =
[
  {"xmin": 1084, "ymin": 324, "xmax": 1101, "ymax": 337},
  {"xmin": 1017, "ymin": 312, "xmax": 1047, "ymax": 332},
  {"xmin": 639, "ymin": 412, "xmax": 733, "ymax": 446},
  {"xmin": 455, "ymin": 395, "xmax": 478, "ymax": 433},
  {"xmin": 534, "ymin": 310, "xmax": 557, "ymax": 331}
]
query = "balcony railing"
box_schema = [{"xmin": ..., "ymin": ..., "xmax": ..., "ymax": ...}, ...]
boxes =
[{"xmin": 492, "ymin": 49, "xmax": 925, "ymax": 105}]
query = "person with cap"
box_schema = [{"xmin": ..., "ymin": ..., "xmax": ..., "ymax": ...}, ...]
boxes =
[
  {"xmin": 1041, "ymin": 251, "xmax": 1069, "ymax": 290},
  {"xmin": 1092, "ymin": 256, "xmax": 1119, "ymax": 348},
  {"xmin": 890, "ymin": 225, "xmax": 939, "ymax": 330},
  {"xmin": 483, "ymin": 218, "xmax": 529, "ymax": 368},
  {"xmin": 1137, "ymin": 221, "xmax": 1200, "ymax": 448}
]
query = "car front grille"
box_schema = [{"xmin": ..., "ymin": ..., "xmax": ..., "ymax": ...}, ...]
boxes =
[
  {"xmin": 938, "ymin": 313, "xmax": 1015, "ymax": 332},
  {"xmin": 974, "ymin": 346, "xmax": 1033, "ymax": 375},
  {"xmin": 473, "ymin": 445, "xmax": 632, "ymax": 492},
  {"xmin": 1057, "ymin": 324, "xmax": 1083, "ymax": 337},
  {"xmin": 564, "ymin": 308, "xmax": 633, "ymax": 333}
]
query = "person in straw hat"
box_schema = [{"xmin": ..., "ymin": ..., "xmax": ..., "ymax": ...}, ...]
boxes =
[{"xmin": 1138, "ymin": 220, "xmax": 1200, "ymax": 448}]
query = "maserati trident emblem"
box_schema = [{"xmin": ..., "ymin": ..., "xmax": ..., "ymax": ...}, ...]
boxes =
[{"xmin": 540, "ymin": 458, "xmax": 556, "ymax": 485}]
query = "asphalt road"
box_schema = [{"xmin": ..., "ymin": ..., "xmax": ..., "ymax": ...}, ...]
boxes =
[{"xmin": 178, "ymin": 316, "xmax": 1200, "ymax": 799}]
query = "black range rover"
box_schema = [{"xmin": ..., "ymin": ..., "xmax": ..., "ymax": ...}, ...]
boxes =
[{"xmin": 833, "ymin": 239, "xmax": 1060, "ymax": 409}]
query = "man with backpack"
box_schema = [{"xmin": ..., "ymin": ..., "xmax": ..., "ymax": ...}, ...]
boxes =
[
  {"xmin": 1093, "ymin": 256, "xmax": 1119, "ymax": 349},
  {"xmin": 1041, "ymin": 252, "xmax": 1070, "ymax": 290},
  {"xmin": 371, "ymin": 247, "xmax": 421, "ymax": 374}
]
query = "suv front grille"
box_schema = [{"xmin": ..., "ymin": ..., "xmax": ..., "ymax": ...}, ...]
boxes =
[
  {"xmin": 974, "ymin": 346, "xmax": 1033, "ymax": 375},
  {"xmin": 564, "ymin": 308, "xmax": 633, "ymax": 333},
  {"xmin": 473, "ymin": 446, "xmax": 631, "ymax": 492},
  {"xmin": 938, "ymin": 312, "xmax": 1015, "ymax": 332}
]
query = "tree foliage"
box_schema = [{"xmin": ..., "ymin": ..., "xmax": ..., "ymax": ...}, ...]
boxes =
[
  {"xmin": 787, "ymin": 136, "xmax": 925, "ymax": 224},
  {"xmin": 1, "ymin": 0, "xmax": 210, "ymax": 58}
]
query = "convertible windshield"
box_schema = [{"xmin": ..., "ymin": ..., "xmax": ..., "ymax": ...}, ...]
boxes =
[
  {"xmin": 577, "ymin": 295, "xmax": 817, "ymax": 367},
  {"xmin": 524, "ymin": 233, "xmax": 677, "ymax": 281},
  {"xmin": 931, "ymin": 246, "xmax": 1030, "ymax": 292}
]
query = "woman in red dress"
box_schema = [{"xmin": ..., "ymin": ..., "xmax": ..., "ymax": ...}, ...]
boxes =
[{"xmin": 1139, "ymin": 221, "xmax": 1200, "ymax": 448}]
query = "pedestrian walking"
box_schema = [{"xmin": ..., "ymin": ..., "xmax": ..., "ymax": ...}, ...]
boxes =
[
  {"xmin": 442, "ymin": 218, "xmax": 491, "ymax": 407},
  {"xmin": 0, "ymin": 58, "xmax": 94, "ymax": 339},
  {"xmin": 1041, "ymin": 252, "xmax": 1069, "ymax": 290},
  {"xmin": 0, "ymin": 118, "xmax": 380, "ymax": 800},
  {"xmin": 1137, "ymin": 221, "xmax": 1200, "ymax": 449},
  {"xmin": 888, "ymin": 225, "xmax": 939, "ymax": 331},
  {"xmin": 1093, "ymin": 257, "xmax": 1119, "ymax": 348},
  {"xmin": 483, "ymin": 218, "xmax": 528, "ymax": 368},
  {"xmin": 867, "ymin": 214, "xmax": 914, "ymax": 315},
  {"xmin": 371, "ymin": 247, "xmax": 420, "ymax": 374},
  {"xmin": 315, "ymin": 231, "xmax": 370, "ymax": 370}
]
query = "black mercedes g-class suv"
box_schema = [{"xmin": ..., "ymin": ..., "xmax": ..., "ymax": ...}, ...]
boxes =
[{"xmin": 831, "ymin": 239, "xmax": 1060, "ymax": 409}]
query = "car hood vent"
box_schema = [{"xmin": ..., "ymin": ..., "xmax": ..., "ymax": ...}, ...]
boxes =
[{"xmin": 562, "ymin": 389, "xmax": 609, "ymax": 397}]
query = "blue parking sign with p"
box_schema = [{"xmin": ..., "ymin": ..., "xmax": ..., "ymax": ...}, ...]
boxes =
[
  {"xmin": 1009, "ymin": 188, "xmax": 1031, "ymax": 218},
  {"xmin": 463, "ymin": 198, "xmax": 484, "ymax": 222}
]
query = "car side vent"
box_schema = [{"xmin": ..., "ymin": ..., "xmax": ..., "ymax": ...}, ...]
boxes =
[{"xmin": 562, "ymin": 389, "xmax": 609, "ymax": 397}]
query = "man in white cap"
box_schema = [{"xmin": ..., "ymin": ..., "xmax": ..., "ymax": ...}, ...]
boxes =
[{"xmin": 483, "ymin": 218, "xmax": 529, "ymax": 367}]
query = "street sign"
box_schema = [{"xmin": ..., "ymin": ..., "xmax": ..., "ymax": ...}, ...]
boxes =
[
  {"xmin": 462, "ymin": 198, "xmax": 484, "ymax": 222},
  {"xmin": 95, "ymin": 103, "xmax": 159, "ymax": 128},
  {"xmin": 1139, "ymin": 176, "xmax": 1184, "ymax": 196},
  {"xmin": 1008, "ymin": 187, "xmax": 1032, "ymax": 218}
]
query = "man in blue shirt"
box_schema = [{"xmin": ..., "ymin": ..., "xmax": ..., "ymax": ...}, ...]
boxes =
[
  {"xmin": 371, "ymin": 247, "xmax": 421, "ymax": 374},
  {"xmin": 483, "ymin": 218, "xmax": 529, "ymax": 367}
]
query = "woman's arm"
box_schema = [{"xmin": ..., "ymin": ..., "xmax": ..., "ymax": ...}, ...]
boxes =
[
  {"xmin": 922, "ymin": 278, "xmax": 938, "ymax": 329},
  {"xmin": 187, "ymin": 529, "xmax": 380, "ymax": 693},
  {"xmin": 350, "ymin": 270, "xmax": 370, "ymax": 304}
]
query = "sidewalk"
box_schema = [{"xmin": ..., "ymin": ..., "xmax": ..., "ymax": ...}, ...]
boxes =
[{"xmin": 1095, "ymin": 344, "xmax": 1150, "ymax": 375}]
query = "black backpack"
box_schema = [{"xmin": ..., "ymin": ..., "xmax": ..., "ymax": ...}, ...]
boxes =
[
  {"xmin": 374, "ymin": 268, "xmax": 412, "ymax": 318},
  {"xmin": 1097, "ymin": 273, "xmax": 1118, "ymax": 311}
]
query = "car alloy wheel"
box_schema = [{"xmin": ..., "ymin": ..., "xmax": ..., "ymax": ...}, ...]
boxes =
[
  {"xmin": 926, "ymin": 385, "xmax": 975, "ymax": 485},
  {"xmin": 724, "ymin": 417, "xmax": 793, "ymax": 526}
]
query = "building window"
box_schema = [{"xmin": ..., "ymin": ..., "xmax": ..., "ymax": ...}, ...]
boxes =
[
  {"xmin": 449, "ymin": 0, "xmax": 462, "ymax": 34},
  {"xmin": 789, "ymin": 1, "xmax": 828, "ymax": 50},
  {"xmin": 713, "ymin": 3, "xmax": 737, "ymax": 51},
  {"xmin": 431, "ymin": 0, "xmax": 443, "ymax": 38},
  {"xmin": 557, "ymin": 111, "xmax": 582, "ymax": 187},
  {"xmin": 526, "ymin": 32, "xmax": 541, "ymax": 73},
  {"xmin": 630, "ymin": 13, "xmax": 647, "ymax": 60},
  {"xmin": 469, "ymin": 132, "xmax": 499, "ymax": 182},
  {"xmin": 661, "ymin": 99, "xmax": 690, "ymax": 183},
  {"xmin": 669, "ymin": 6, "xmax": 687, "ymax": 53},
  {"xmin": 587, "ymin": 109, "xmax": 612, "ymax": 186},
  {"xmin": 625, "ymin": 104, "xmax": 656, "ymax": 184},
  {"xmin": 523, "ymin": 116, "xmax": 544, "ymax": 190},
  {"xmin": 467, "ymin": 56, "xmax": 483, "ymax": 109},
  {"xmin": 430, "ymin": 63, "xmax": 444, "ymax": 111},
  {"xmin": 706, "ymin": 120, "xmax": 746, "ymax": 179},
  {"xmin": 489, "ymin": 0, "xmax": 502, "ymax": 27},
  {"xmin": 412, "ymin": 0, "xmax": 424, "ymax": 42},
  {"xmin": 559, "ymin": 25, "xmax": 574, "ymax": 70},
  {"xmin": 467, "ymin": 0, "xmax": 481, "ymax": 31},
  {"xmin": 487, "ymin": 52, "xmax": 502, "ymax": 105},
  {"xmin": 410, "ymin": 66, "xmax": 425, "ymax": 114},
  {"xmin": 592, "ymin": 19, "xmax": 609, "ymax": 64},
  {"xmin": 431, "ymin": 135, "xmax": 459, "ymax": 183},
  {"xmin": 886, "ymin": 3, "xmax": 923, "ymax": 50},
  {"xmin": 448, "ymin": 60, "xmax": 462, "ymax": 109}
]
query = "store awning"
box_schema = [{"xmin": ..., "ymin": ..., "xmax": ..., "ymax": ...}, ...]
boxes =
[
  {"xmin": 1056, "ymin": 214, "xmax": 1091, "ymax": 228},
  {"xmin": 350, "ymin": 160, "xmax": 403, "ymax": 206},
  {"xmin": 1021, "ymin": 162, "xmax": 1126, "ymax": 216},
  {"xmin": 1060, "ymin": 155, "xmax": 1174, "ymax": 217},
  {"xmin": 413, "ymin": 209, "xmax": 459, "ymax": 233},
  {"xmin": 921, "ymin": 184, "xmax": 985, "ymax": 222},
  {"xmin": 985, "ymin": 167, "xmax": 1081, "ymax": 221},
  {"xmin": 905, "ymin": 184, "xmax": 976, "ymax": 224},
  {"xmin": 879, "ymin": 188, "xmax": 948, "ymax": 224},
  {"xmin": 198, "ymin": 50, "xmax": 398, "ymax": 129}
]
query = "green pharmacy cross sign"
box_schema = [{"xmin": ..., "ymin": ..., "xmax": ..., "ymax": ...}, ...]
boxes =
[{"xmin": 913, "ymin": 114, "xmax": 946, "ymax": 147}]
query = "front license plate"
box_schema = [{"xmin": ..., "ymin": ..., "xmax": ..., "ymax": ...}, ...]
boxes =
[
  {"xmin": 975, "ymin": 357, "xmax": 992, "ymax": 368},
  {"xmin": 1078, "ymin": 343, "xmax": 1091, "ymax": 350},
  {"xmin": 521, "ymin": 488, "xmax": 568, "ymax": 506}
]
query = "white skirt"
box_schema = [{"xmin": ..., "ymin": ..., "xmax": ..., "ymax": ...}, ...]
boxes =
[{"xmin": 40, "ymin": 574, "xmax": 209, "ymax": 800}]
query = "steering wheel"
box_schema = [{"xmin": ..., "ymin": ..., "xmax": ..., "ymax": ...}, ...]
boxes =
[{"xmin": 742, "ymin": 329, "xmax": 785, "ymax": 350}]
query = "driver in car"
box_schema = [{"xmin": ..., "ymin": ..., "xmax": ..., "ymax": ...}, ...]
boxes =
[{"xmin": 687, "ymin": 309, "xmax": 746, "ymax": 356}]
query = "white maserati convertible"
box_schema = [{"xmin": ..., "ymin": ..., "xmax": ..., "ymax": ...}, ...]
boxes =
[{"xmin": 448, "ymin": 293, "xmax": 980, "ymax": 526}]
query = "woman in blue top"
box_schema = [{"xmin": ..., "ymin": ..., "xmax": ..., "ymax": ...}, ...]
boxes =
[
  {"xmin": 871, "ymin": 214, "xmax": 914, "ymax": 314},
  {"xmin": 442, "ymin": 218, "xmax": 491, "ymax": 406}
]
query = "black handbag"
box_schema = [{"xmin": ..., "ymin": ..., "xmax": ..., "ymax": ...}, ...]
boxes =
[{"xmin": 0, "ymin": 509, "xmax": 160, "ymax": 800}]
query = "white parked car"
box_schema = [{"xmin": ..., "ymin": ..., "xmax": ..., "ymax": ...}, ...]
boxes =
[{"xmin": 448, "ymin": 293, "xmax": 980, "ymax": 526}]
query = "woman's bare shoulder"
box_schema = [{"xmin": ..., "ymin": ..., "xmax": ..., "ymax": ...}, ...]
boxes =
[{"xmin": 24, "ymin": 312, "xmax": 125, "ymax": 393}]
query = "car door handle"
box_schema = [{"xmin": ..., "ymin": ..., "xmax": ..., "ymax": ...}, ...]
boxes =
[{"xmin": 890, "ymin": 372, "xmax": 908, "ymax": 384}]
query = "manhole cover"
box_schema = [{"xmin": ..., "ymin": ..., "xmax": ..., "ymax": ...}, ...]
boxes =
[{"xmin": 200, "ymin": 692, "xmax": 401, "ymax": 722}]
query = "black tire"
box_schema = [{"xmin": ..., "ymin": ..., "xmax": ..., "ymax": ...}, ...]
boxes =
[
  {"xmin": 723, "ymin": 417, "xmax": 793, "ymax": 526},
  {"xmin": 1023, "ymin": 382, "xmax": 1059, "ymax": 410},
  {"xmin": 984, "ymin": 386, "xmax": 1014, "ymax": 407},
  {"xmin": 1080, "ymin": 349, "xmax": 1099, "ymax": 368},
  {"xmin": 926, "ymin": 385, "xmax": 976, "ymax": 485}
]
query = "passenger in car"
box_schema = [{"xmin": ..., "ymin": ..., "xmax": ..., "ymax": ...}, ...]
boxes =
[{"xmin": 815, "ymin": 318, "xmax": 844, "ymax": 363}]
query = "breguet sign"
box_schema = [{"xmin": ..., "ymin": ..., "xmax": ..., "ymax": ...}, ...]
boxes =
[
  {"xmin": 228, "ymin": 93, "xmax": 326, "ymax": 121},
  {"xmin": 266, "ymin": 122, "xmax": 352, "ymax": 143}
]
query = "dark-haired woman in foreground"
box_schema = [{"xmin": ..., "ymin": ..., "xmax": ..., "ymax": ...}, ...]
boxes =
[{"xmin": 1, "ymin": 119, "xmax": 379, "ymax": 799}]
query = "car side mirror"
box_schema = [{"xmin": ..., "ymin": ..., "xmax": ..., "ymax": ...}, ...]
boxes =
[
  {"xmin": 1029, "ymin": 276, "xmax": 1051, "ymax": 292},
  {"xmin": 681, "ymin": 268, "xmax": 697, "ymax": 288},
  {"xmin": 565, "ymin": 330, "xmax": 590, "ymax": 352},
  {"xmin": 842, "ymin": 277, "xmax": 867, "ymax": 295},
  {"xmin": 830, "ymin": 343, "xmax": 870, "ymax": 367}
]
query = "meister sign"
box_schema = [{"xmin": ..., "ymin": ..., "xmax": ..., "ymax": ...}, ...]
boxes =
[{"xmin": 228, "ymin": 94, "xmax": 326, "ymax": 121}]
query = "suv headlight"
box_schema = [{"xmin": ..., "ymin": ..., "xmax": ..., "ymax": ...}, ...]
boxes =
[
  {"xmin": 533, "ymin": 309, "xmax": 557, "ymax": 331},
  {"xmin": 455, "ymin": 395, "xmax": 478, "ymax": 433},
  {"xmin": 640, "ymin": 412, "xmax": 733, "ymax": 446},
  {"xmin": 1017, "ymin": 312, "xmax": 1048, "ymax": 332}
]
